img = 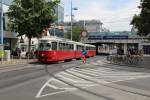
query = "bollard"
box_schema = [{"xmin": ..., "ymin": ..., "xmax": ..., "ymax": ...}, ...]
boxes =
[
  {"xmin": 19, "ymin": 55, "xmax": 21, "ymax": 64},
  {"xmin": 11, "ymin": 55, "xmax": 13, "ymax": 64},
  {"xmin": 27, "ymin": 54, "xmax": 29, "ymax": 64},
  {"xmin": 1, "ymin": 58, "xmax": 2, "ymax": 64}
]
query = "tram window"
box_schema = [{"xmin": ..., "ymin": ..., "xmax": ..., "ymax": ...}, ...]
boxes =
[
  {"xmin": 39, "ymin": 43, "xmax": 51, "ymax": 50},
  {"xmin": 62, "ymin": 43, "xmax": 65, "ymax": 50},
  {"xmin": 86, "ymin": 47, "xmax": 89, "ymax": 50},
  {"xmin": 78, "ymin": 46, "xmax": 81, "ymax": 50},
  {"xmin": 71, "ymin": 44, "xmax": 73, "ymax": 50},
  {"xmin": 66, "ymin": 44, "xmax": 69, "ymax": 50},
  {"xmin": 68, "ymin": 44, "xmax": 71, "ymax": 50},
  {"xmin": 52, "ymin": 42, "xmax": 57, "ymax": 50},
  {"xmin": 82, "ymin": 46, "xmax": 84, "ymax": 50},
  {"xmin": 78, "ymin": 45, "xmax": 81, "ymax": 50},
  {"xmin": 77, "ymin": 45, "xmax": 79, "ymax": 50},
  {"xmin": 59, "ymin": 43, "xmax": 63, "ymax": 50}
]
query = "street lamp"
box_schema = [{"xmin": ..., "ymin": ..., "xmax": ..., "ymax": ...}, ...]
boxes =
[
  {"xmin": 0, "ymin": 0, "xmax": 3, "ymax": 61},
  {"xmin": 0, "ymin": 0, "xmax": 3, "ymax": 47},
  {"xmin": 70, "ymin": 0, "xmax": 77, "ymax": 41}
]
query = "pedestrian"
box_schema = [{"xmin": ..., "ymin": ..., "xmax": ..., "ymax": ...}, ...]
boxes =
[
  {"xmin": 81, "ymin": 48, "xmax": 87, "ymax": 63},
  {"xmin": 18, "ymin": 48, "xmax": 21, "ymax": 58},
  {"xmin": 34, "ymin": 50, "xmax": 38, "ymax": 58}
]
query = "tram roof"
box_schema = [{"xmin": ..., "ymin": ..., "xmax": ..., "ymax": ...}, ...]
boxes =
[
  {"xmin": 84, "ymin": 44, "xmax": 95, "ymax": 47},
  {"xmin": 39, "ymin": 36, "xmax": 77, "ymax": 44},
  {"xmin": 39, "ymin": 36, "xmax": 95, "ymax": 47}
]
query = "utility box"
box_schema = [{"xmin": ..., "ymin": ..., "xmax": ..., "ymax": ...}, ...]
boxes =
[{"xmin": 5, "ymin": 50, "xmax": 10, "ymax": 61}]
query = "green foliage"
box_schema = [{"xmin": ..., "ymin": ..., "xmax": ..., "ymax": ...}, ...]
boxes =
[
  {"xmin": 64, "ymin": 26, "xmax": 85, "ymax": 42},
  {"xmin": 7, "ymin": 0, "xmax": 60, "ymax": 53},
  {"xmin": 8, "ymin": 0, "xmax": 60, "ymax": 38},
  {"xmin": 131, "ymin": 14, "xmax": 142, "ymax": 35},
  {"xmin": 131, "ymin": 0, "xmax": 150, "ymax": 36},
  {"xmin": 0, "ymin": 50, "xmax": 6, "ymax": 58}
]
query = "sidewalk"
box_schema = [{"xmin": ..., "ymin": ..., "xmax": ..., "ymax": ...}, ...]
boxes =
[
  {"xmin": 0, "ymin": 59, "xmax": 38, "ymax": 68},
  {"xmin": 0, "ymin": 59, "xmax": 39, "ymax": 73}
]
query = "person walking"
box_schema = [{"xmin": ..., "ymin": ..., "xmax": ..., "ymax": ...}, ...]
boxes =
[{"xmin": 81, "ymin": 48, "xmax": 87, "ymax": 63}]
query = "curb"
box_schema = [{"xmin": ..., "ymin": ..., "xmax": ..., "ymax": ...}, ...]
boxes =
[
  {"xmin": 0, "ymin": 63, "xmax": 28, "ymax": 70},
  {"xmin": 103, "ymin": 60, "xmax": 144, "ymax": 67},
  {"xmin": 0, "ymin": 59, "xmax": 38, "ymax": 67},
  {"xmin": 94, "ymin": 59, "xmax": 150, "ymax": 97}
]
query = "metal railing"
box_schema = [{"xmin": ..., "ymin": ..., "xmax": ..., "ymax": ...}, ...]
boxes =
[
  {"xmin": 107, "ymin": 54, "xmax": 143, "ymax": 66},
  {"xmin": 0, "ymin": 55, "xmax": 38, "ymax": 66}
]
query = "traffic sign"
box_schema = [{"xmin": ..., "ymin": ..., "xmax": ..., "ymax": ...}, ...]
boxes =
[{"xmin": 81, "ymin": 31, "xmax": 87, "ymax": 37}]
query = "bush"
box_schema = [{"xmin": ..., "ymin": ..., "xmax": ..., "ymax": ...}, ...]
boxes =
[{"xmin": 0, "ymin": 50, "xmax": 7, "ymax": 58}]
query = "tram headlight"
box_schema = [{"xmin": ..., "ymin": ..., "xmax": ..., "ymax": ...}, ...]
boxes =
[
  {"xmin": 53, "ymin": 51, "xmax": 56, "ymax": 55},
  {"xmin": 41, "ymin": 54, "xmax": 45, "ymax": 57}
]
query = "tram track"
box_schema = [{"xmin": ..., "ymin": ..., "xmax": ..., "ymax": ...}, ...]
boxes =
[
  {"xmin": 0, "ymin": 60, "xmax": 83, "ymax": 90},
  {"xmin": 64, "ymin": 69, "xmax": 150, "ymax": 98},
  {"xmin": 59, "ymin": 61, "xmax": 150, "ymax": 98}
]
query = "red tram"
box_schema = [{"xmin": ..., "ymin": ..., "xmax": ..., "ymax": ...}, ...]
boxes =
[{"xmin": 38, "ymin": 36, "xmax": 96, "ymax": 63}]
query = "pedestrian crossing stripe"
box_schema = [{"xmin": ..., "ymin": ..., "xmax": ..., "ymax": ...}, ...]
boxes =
[
  {"xmin": 36, "ymin": 62, "xmax": 150, "ymax": 98},
  {"xmin": 36, "ymin": 78, "xmax": 76, "ymax": 98},
  {"xmin": 36, "ymin": 76, "xmax": 97, "ymax": 98}
]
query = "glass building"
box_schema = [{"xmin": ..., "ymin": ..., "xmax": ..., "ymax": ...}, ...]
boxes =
[
  {"xmin": 1, "ymin": 0, "xmax": 12, "ymax": 5},
  {"xmin": 48, "ymin": 0, "xmax": 64, "ymax": 37},
  {"xmin": 0, "ymin": 0, "xmax": 17, "ymax": 50},
  {"xmin": 55, "ymin": 3, "xmax": 64, "ymax": 24},
  {"xmin": 0, "ymin": 0, "xmax": 64, "ymax": 51}
]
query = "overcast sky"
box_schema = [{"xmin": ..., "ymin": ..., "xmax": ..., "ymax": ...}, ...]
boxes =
[{"xmin": 63, "ymin": 0, "xmax": 140, "ymax": 31}]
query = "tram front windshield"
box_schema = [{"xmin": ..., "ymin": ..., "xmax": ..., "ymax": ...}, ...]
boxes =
[{"xmin": 39, "ymin": 43, "xmax": 51, "ymax": 50}]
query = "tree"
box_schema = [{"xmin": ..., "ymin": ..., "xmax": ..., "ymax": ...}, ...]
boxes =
[
  {"xmin": 65, "ymin": 26, "xmax": 85, "ymax": 42},
  {"xmin": 131, "ymin": 14, "xmax": 142, "ymax": 35},
  {"xmin": 7, "ymin": 0, "xmax": 60, "ymax": 56},
  {"xmin": 131, "ymin": 0, "xmax": 150, "ymax": 36}
]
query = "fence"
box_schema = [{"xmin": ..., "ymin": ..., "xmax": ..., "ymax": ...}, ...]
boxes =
[
  {"xmin": 0, "ymin": 55, "xmax": 38, "ymax": 66},
  {"xmin": 107, "ymin": 54, "xmax": 143, "ymax": 66}
]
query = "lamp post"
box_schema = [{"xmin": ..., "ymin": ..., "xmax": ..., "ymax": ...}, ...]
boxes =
[
  {"xmin": 0, "ymin": 0, "xmax": 3, "ymax": 47},
  {"xmin": 70, "ymin": 0, "xmax": 77, "ymax": 41},
  {"xmin": 0, "ymin": 0, "xmax": 3, "ymax": 62}
]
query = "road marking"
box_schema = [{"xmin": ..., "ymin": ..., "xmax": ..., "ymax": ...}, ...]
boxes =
[
  {"xmin": 46, "ymin": 83, "xmax": 59, "ymax": 90},
  {"xmin": 56, "ymin": 73, "xmax": 79, "ymax": 83},
  {"xmin": 36, "ymin": 61, "xmax": 150, "ymax": 98},
  {"xmin": 62, "ymin": 64, "xmax": 76, "ymax": 68},
  {"xmin": 68, "ymin": 66, "xmax": 150, "ymax": 84},
  {"xmin": 36, "ymin": 74, "xmax": 96, "ymax": 98},
  {"xmin": 36, "ymin": 90, "xmax": 72, "ymax": 98},
  {"xmin": 66, "ymin": 69, "xmax": 110, "ymax": 84},
  {"xmin": 57, "ymin": 72, "xmax": 90, "ymax": 83},
  {"xmin": 36, "ymin": 77, "xmax": 77, "ymax": 98}
]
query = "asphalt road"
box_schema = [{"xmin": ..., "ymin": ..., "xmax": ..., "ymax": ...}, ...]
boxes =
[{"xmin": 0, "ymin": 56, "xmax": 150, "ymax": 100}]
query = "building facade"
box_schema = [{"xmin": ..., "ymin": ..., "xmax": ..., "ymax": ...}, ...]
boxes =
[
  {"xmin": 0, "ymin": 0, "xmax": 64, "ymax": 56},
  {"xmin": 19, "ymin": 0, "xmax": 64, "ymax": 56},
  {"xmin": 47, "ymin": 0, "xmax": 65, "ymax": 37},
  {"xmin": 0, "ymin": 0, "xmax": 18, "ymax": 51},
  {"xmin": 64, "ymin": 20, "xmax": 109, "ymax": 33}
]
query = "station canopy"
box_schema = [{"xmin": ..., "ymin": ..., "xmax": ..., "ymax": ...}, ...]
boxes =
[{"xmin": 88, "ymin": 31, "xmax": 137, "ymax": 37}]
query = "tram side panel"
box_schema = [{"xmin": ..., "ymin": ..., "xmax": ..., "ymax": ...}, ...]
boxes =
[
  {"xmin": 75, "ymin": 44, "xmax": 84, "ymax": 59},
  {"xmin": 86, "ymin": 46, "xmax": 96, "ymax": 57},
  {"xmin": 57, "ymin": 43, "xmax": 75, "ymax": 61},
  {"xmin": 38, "ymin": 51, "xmax": 58, "ymax": 62}
]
